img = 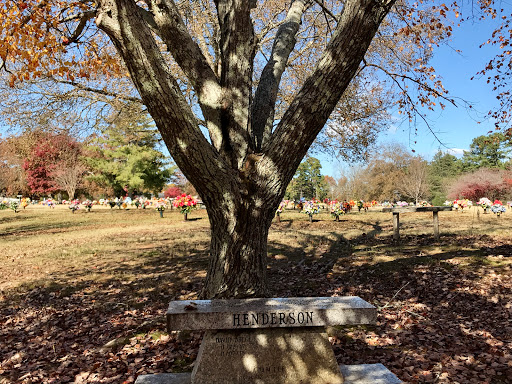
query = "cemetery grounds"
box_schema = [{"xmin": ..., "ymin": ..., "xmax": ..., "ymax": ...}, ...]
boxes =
[{"xmin": 0, "ymin": 205, "xmax": 511, "ymax": 383}]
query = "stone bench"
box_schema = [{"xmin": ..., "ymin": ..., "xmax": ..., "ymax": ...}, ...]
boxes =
[
  {"xmin": 135, "ymin": 297, "xmax": 401, "ymax": 384},
  {"xmin": 382, "ymin": 206, "xmax": 452, "ymax": 241}
]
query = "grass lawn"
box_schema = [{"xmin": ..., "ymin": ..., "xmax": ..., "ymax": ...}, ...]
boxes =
[{"xmin": 1, "ymin": 205, "xmax": 511, "ymax": 383}]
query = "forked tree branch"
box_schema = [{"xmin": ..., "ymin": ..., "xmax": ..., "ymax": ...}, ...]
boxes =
[
  {"xmin": 214, "ymin": 0, "xmax": 256, "ymax": 168},
  {"xmin": 143, "ymin": 0, "xmax": 225, "ymax": 152},
  {"xmin": 252, "ymin": 0, "xmax": 307, "ymax": 152},
  {"xmin": 264, "ymin": 0, "xmax": 396, "ymax": 193}
]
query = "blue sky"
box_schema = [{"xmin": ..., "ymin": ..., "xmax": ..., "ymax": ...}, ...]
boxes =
[{"xmin": 319, "ymin": 12, "xmax": 506, "ymax": 177}]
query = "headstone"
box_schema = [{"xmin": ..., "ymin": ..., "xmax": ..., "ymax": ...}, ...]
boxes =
[
  {"xmin": 130, "ymin": 297, "xmax": 403, "ymax": 384},
  {"xmin": 164, "ymin": 297, "xmax": 376, "ymax": 384}
]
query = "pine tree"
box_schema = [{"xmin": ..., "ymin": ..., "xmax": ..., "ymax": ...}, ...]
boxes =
[
  {"xmin": 428, "ymin": 151, "xmax": 463, "ymax": 205},
  {"xmin": 86, "ymin": 111, "xmax": 174, "ymax": 197}
]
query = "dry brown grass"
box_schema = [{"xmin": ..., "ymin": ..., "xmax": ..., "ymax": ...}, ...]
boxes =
[
  {"xmin": 1, "ymin": 205, "xmax": 511, "ymax": 383},
  {"xmin": 1, "ymin": 205, "xmax": 511, "ymax": 292}
]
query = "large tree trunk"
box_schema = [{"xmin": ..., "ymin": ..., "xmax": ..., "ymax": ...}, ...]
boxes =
[{"xmin": 202, "ymin": 198, "xmax": 274, "ymax": 298}]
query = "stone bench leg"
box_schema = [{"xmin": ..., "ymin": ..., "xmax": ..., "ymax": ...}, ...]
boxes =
[
  {"xmin": 433, "ymin": 211, "xmax": 439, "ymax": 240},
  {"xmin": 192, "ymin": 327, "xmax": 343, "ymax": 384},
  {"xmin": 392, "ymin": 212, "xmax": 399, "ymax": 240}
]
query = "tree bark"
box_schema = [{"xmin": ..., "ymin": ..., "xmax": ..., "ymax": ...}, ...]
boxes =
[{"xmin": 202, "ymin": 194, "xmax": 275, "ymax": 298}]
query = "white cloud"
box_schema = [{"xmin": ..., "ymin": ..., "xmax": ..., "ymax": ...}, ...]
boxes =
[
  {"xmin": 387, "ymin": 124, "xmax": 398, "ymax": 134},
  {"xmin": 447, "ymin": 148, "xmax": 466, "ymax": 156}
]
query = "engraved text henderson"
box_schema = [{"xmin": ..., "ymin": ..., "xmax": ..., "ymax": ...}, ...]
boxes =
[{"xmin": 232, "ymin": 311, "xmax": 314, "ymax": 327}]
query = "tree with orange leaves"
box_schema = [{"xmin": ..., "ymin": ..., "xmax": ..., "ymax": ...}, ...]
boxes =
[{"xmin": 0, "ymin": 0, "xmax": 460, "ymax": 298}]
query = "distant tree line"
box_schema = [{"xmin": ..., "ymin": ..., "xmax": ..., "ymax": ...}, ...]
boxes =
[
  {"xmin": 0, "ymin": 114, "xmax": 178, "ymax": 200},
  {"xmin": 4, "ymin": 128, "xmax": 511, "ymax": 205},
  {"xmin": 288, "ymin": 132, "xmax": 512, "ymax": 204}
]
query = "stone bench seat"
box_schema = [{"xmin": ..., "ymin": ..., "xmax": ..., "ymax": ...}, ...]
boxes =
[{"xmin": 167, "ymin": 296, "xmax": 377, "ymax": 331}]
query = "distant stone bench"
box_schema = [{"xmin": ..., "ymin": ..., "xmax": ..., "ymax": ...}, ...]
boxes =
[
  {"xmin": 135, "ymin": 297, "xmax": 401, "ymax": 384},
  {"xmin": 382, "ymin": 206, "xmax": 452, "ymax": 241}
]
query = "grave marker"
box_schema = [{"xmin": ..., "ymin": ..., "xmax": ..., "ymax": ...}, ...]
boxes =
[{"xmin": 135, "ymin": 297, "xmax": 401, "ymax": 384}]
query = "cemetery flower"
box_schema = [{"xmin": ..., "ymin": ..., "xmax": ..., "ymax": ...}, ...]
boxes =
[
  {"xmin": 302, "ymin": 201, "xmax": 320, "ymax": 222},
  {"xmin": 276, "ymin": 201, "xmax": 286, "ymax": 214},
  {"xmin": 69, "ymin": 199, "xmax": 80, "ymax": 213},
  {"xmin": 491, "ymin": 200, "xmax": 506, "ymax": 216},
  {"xmin": 453, "ymin": 199, "xmax": 471, "ymax": 211},
  {"xmin": 155, "ymin": 199, "xmax": 167, "ymax": 211},
  {"xmin": 330, "ymin": 201, "xmax": 344, "ymax": 221},
  {"xmin": 477, "ymin": 197, "xmax": 492, "ymax": 210},
  {"xmin": 83, "ymin": 200, "xmax": 93, "ymax": 211},
  {"xmin": 173, "ymin": 194, "xmax": 197, "ymax": 214},
  {"xmin": 0, "ymin": 200, "xmax": 7, "ymax": 210},
  {"xmin": 275, "ymin": 201, "xmax": 286, "ymax": 222},
  {"xmin": 10, "ymin": 201, "xmax": 19, "ymax": 213}
]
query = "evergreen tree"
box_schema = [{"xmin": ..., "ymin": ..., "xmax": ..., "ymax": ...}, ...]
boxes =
[
  {"xmin": 285, "ymin": 157, "xmax": 327, "ymax": 200},
  {"xmin": 86, "ymin": 110, "xmax": 174, "ymax": 197},
  {"xmin": 461, "ymin": 133, "xmax": 511, "ymax": 171},
  {"xmin": 428, "ymin": 151, "xmax": 463, "ymax": 205}
]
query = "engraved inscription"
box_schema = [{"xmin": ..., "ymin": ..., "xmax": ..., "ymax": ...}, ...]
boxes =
[
  {"xmin": 213, "ymin": 335, "xmax": 286, "ymax": 377},
  {"xmin": 215, "ymin": 335, "xmax": 252, "ymax": 357},
  {"xmin": 232, "ymin": 311, "xmax": 314, "ymax": 327}
]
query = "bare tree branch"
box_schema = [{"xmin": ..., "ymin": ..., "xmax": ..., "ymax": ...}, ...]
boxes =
[
  {"xmin": 53, "ymin": 79, "xmax": 143, "ymax": 103},
  {"xmin": 362, "ymin": 60, "xmax": 454, "ymax": 149},
  {"xmin": 61, "ymin": 10, "xmax": 97, "ymax": 44},
  {"xmin": 265, "ymin": 0, "xmax": 396, "ymax": 192},
  {"xmin": 312, "ymin": 0, "xmax": 339, "ymax": 22}
]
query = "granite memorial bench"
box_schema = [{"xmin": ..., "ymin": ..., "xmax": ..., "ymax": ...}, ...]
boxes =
[
  {"xmin": 382, "ymin": 206, "xmax": 453, "ymax": 241},
  {"xmin": 135, "ymin": 297, "xmax": 401, "ymax": 384}
]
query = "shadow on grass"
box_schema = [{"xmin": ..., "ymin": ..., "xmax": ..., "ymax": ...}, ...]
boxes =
[
  {"xmin": 0, "ymin": 214, "xmax": 29, "ymax": 225},
  {"xmin": 1, "ymin": 217, "xmax": 511, "ymax": 383},
  {"xmin": 0, "ymin": 221, "xmax": 91, "ymax": 237}
]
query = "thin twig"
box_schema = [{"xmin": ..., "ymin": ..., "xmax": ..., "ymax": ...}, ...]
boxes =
[{"xmin": 380, "ymin": 281, "xmax": 410, "ymax": 309}]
